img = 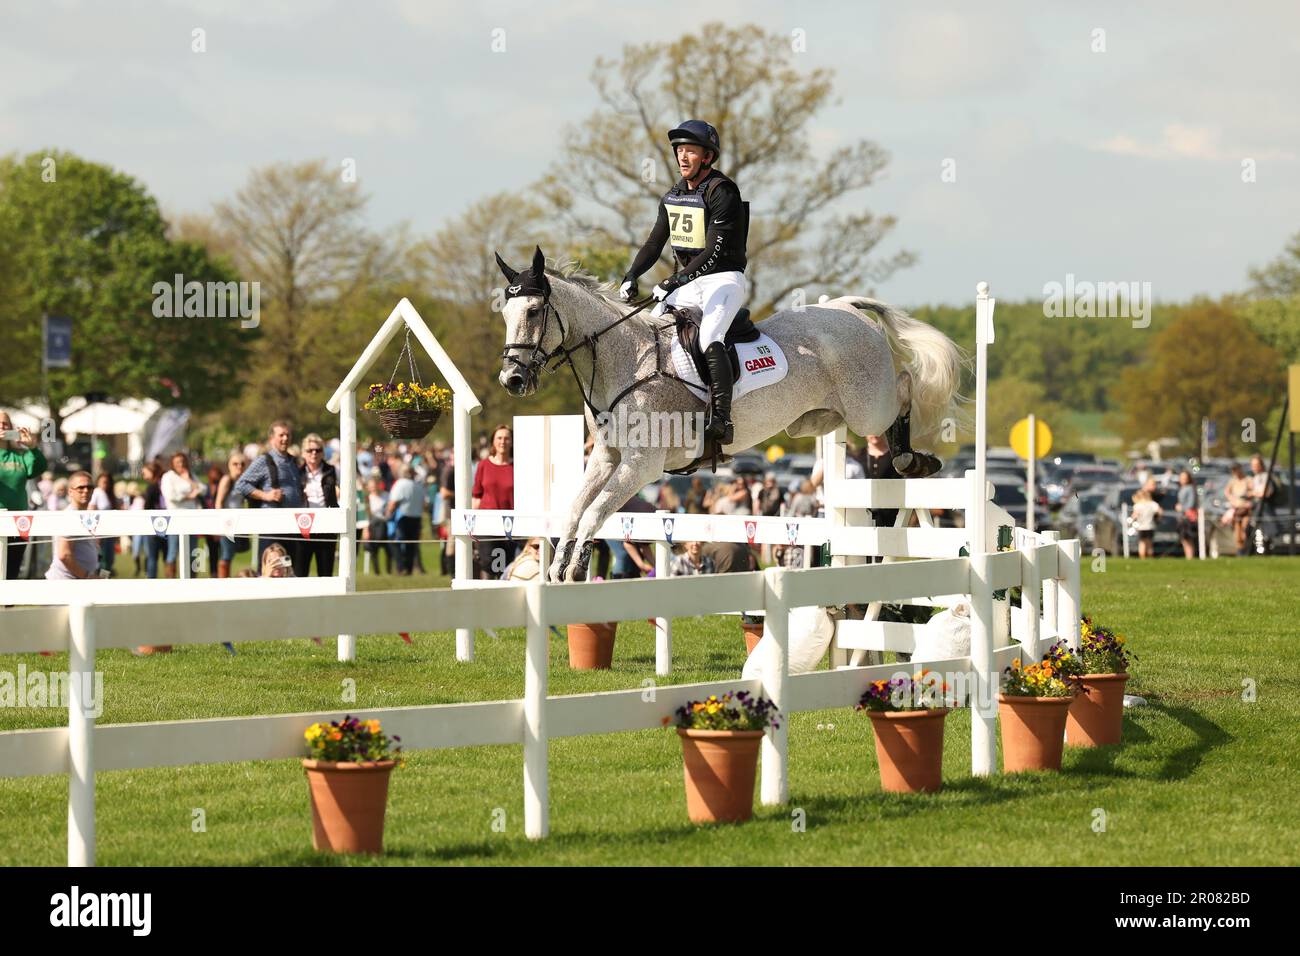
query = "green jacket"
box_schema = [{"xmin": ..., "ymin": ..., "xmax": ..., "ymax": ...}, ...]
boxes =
[{"xmin": 0, "ymin": 445, "xmax": 47, "ymax": 512}]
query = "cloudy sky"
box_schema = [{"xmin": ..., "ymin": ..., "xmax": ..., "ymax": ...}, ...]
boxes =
[{"xmin": 3, "ymin": 0, "xmax": 1298, "ymax": 306}]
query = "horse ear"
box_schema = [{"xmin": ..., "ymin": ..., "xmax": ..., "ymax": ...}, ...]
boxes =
[
  {"xmin": 495, "ymin": 251, "xmax": 519, "ymax": 283},
  {"xmin": 531, "ymin": 246, "xmax": 545, "ymax": 276}
]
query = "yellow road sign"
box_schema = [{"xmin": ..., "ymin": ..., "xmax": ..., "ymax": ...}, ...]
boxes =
[
  {"xmin": 1290, "ymin": 365, "xmax": 1300, "ymax": 432},
  {"xmin": 1010, "ymin": 417, "xmax": 1052, "ymax": 460}
]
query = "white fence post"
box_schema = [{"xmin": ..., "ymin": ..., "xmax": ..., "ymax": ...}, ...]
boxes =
[
  {"xmin": 523, "ymin": 582, "xmax": 549, "ymax": 838},
  {"xmin": 68, "ymin": 603, "xmax": 96, "ymax": 867},
  {"xmin": 337, "ymin": 390, "xmax": 358, "ymax": 662},
  {"xmin": 654, "ymin": 513, "xmax": 672, "ymax": 676},
  {"xmin": 969, "ymin": 553, "xmax": 997, "ymax": 776},
  {"xmin": 454, "ymin": 393, "xmax": 474, "ymax": 662},
  {"xmin": 760, "ymin": 567, "xmax": 789, "ymax": 806},
  {"xmin": 1057, "ymin": 538, "xmax": 1082, "ymax": 652},
  {"xmin": 1197, "ymin": 486, "xmax": 1207, "ymax": 559},
  {"xmin": 1021, "ymin": 535, "xmax": 1043, "ymax": 660},
  {"xmin": 1120, "ymin": 502, "xmax": 1130, "ymax": 559},
  {"xmin": 1041, "ymin": 530, "xmax": 1059, "ymax": 638}
]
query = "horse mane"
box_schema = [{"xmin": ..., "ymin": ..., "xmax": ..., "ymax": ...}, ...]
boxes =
[{"xmin": 544, "ymin": 261, "xmax": 635, "ymax": 315}]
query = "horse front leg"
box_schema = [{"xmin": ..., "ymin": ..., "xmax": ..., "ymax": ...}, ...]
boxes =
[
  {"xmin": 549, "ymin": 443, "xmax": 618, "ymax": 583},
  {"xmin": 564, "ymin": 448, "xmax": 666, "ymax": 583}
]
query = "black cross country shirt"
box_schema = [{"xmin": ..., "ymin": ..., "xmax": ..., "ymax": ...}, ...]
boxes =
[{"xmin": 626, "ymin": 169, "xmax": 748, "ymax": 284}]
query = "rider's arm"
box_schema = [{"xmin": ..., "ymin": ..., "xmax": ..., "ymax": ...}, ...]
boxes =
[
  {"xmin": 625, "ymin": 202, "xmax": 670, "ymax": 280},
  {"xmin": 673, "ymin": 181, "xmax": 742, "ymax": 284}
]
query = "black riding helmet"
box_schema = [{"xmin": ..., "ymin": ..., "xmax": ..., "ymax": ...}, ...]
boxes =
[{"xmin": 668, "ymin": 120, "xmax": 720, "ymax": 167}]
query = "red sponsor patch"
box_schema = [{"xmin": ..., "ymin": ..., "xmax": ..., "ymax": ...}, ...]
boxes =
[{"xmin": 743, "ymin": 356, "xmax": 777, "ymax": 373}]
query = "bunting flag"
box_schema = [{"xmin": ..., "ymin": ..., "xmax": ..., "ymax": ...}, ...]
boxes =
[
  {"xmin": 79, "ymin": 513, "xmax": 100, "ymax": 534},
  {"xmin": 621, "ymin": 516, "xmax": 634, "ymax": 543},
  {"xmin": 502, "ymin": 515, "xmax": 514, "ymax": 543},
  {"xmin": 745, "ymin": 520, "xmax": 757, "ymax": 546},
  {"xmin": 661, "ymin": 516, "xmax": 675, "ymax": 545},
  {"xmin": 222, "ymin": 642, "xmax": 236, "ymax": 656},
  {"xmin": 785, "ymin": 521, "xmax": 800, "ymax": 545},
  {"xmin": 13, "ymin": 514, "xmax": 32, "ymax": 541},
  {"xmin": 151, "ymin": 515, "xmax": 170, "ymax": 537},
  {"xmin": 462, "ymin": 513, "xmax": 477, "ymax": 541},
  {"xmin": 399, "ymin": 632, "xmax": 412, "ymax": 644},
  {"xmin": 295, "ymin": 512, "xmax": 315, "ymax": 539}
]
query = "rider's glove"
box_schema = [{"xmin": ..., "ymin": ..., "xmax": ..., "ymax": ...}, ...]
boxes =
[
  {"xmin": 619, "ymin": 276, "xmax": 639, "ymax": 302},
  {"xmin": 652, "ymin": 274, "xmax": 683, "ymax": 302}
]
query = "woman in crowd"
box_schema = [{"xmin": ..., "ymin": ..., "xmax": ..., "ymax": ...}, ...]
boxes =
[
  {"xmin": 471, "ymin": 424, "xmax": 516, "ymax": 579},
  {"xmin": 89, "ymin": 472, "xmax": 119, "ymax": 575},
  {"xmin": 160, "ymin": 451, "xmax": 206, "ymax": 578},
  {"xmin": 363, "ymin": 476, "xmax": 395, "ymax": 574},
  {"xmin": 213, "ymin": 452, "xmax": 248, "ymax": 578},
  {"xmin": 140, "ymin": 463, "xmax": 168, "ymax": 579}
]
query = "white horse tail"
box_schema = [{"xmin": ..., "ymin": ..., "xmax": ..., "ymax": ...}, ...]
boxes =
[{"xmin": 826, "ymin": 296, "xmax": 969, "ymax": 441}]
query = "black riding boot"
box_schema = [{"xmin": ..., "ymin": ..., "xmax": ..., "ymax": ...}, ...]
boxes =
[
  {"xmin": 703, "ymin": 342, "xmax": 735, "ymax": 446},
  {"xmin": 887, "ymin": 412, "xmax": 943, "ymax": 478}
]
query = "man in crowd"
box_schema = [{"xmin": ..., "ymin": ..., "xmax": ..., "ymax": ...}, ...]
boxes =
[
  {"xmin": 0, "ymin": 413, "xmax": 45, "ymax": 579},
  {"xmin": 234, "ymin": 419, "xmax": 307, "ymax": 572}
]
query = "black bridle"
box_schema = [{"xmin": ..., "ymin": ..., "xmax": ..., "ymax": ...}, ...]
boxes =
[{"xmin": 501, "ymin": 281, "xmax": 680, "ymax": 418}]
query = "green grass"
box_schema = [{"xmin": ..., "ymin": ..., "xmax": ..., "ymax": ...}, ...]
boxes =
[{"xmin": 1, "ymin": 557, "xmax": 1297, "ymax": 865}]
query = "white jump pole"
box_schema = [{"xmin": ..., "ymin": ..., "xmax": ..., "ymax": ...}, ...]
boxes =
[
  {"xmin": 760, "ymin": 566, "xmax": 789, "ymax": 806},
  {"xmin": 654, "ymin": 514, "xmax": 672, "ymax": 676},
  {"xmin": 1021, "ymin": 530, "xmax": 1043, "ymax": 660},
  {"xmin": 454, "ymin": 393, "xmax": 474, "ymax": 662},
  {"xmin": 337, "ymin": 390, "xmax": 358, "ymax": 661},
  {"xmin": 68, "ymin": 602, "xmax": 96, "ymax": 867},
  {"xmin": 523, "ymin": 582, "xmax": 549, "ymax": 838},
  {"xmin": 1041, "ymin": 529, "xmax": 1060, "ymax": 640},
  {"xmin": 179, "ymin": 533, "xmax": 191, "ymax": 579},
  {"xmin": 1058, "ymin": 538, "xmax": 1082, "ymax": 652},
  {"xmin": 1121, "ymin": 503, "xmax": 1131, "ymax": 558},
  {"xmin": 970, "ymin": 281, "xmax": 996, "ymax": 776},
  {"xmin": 1197, "ymin": 486, "xmax": 1207, "ymax": 560},
  {"xmin": 1027, "ymin": 413, "xmax": 1037, "ymax": 534}
]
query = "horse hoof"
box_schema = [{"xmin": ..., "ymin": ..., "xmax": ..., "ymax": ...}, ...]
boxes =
[{"xmin": 894, "ymin": 452, "xmax": 943, "ymax": 479}]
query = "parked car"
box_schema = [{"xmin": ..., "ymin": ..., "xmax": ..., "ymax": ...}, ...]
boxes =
[
  {"xmin": 1202, "ymin": 477, "xmax": 1300, "ymax": 556},
  {"xmin": 1092, "ymin": 483, "xmax": 1182, "ymax": 555},
  {"xmin": 1055, "ymin": 488, "xmax": 1110, "ymax": 551},
  {"xmin": 1065, "ymin": 466, "xmax": 1125, "ymax": 496},
  {"xmin": 774, "ymin": 453, "xmax": 816, "ymax": 478},
  {"xmin": 1052, "ymin": 452, "xmax": 1098, "ymax": 468}
]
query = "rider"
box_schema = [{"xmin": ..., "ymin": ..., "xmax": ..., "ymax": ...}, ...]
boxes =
[{"xmin": 620, "ymin": 119, "xmax": 749, "ymax": 446}]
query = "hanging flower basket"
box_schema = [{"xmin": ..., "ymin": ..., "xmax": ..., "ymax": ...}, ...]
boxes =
[
  {"xmin": 363, "ymin": 331, "xmax": 453, "ymax": 440},
  {"xmin": 365, "ymin": 383, "xmax": 452, "ymax": 440}
]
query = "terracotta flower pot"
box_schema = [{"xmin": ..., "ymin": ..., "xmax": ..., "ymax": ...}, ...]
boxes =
[
  {"xmin": 998, "ymin": 694, "xmax": 1074, "ymax": 772},
  {"xmin": 135, "ymin": 645, "xmax": 173, "ymax": 655},
  {"xmin": 1066, "ymin": 672, "xmax": 1129, "ymax": 747},
  {"xmin": 868, "ymin": 708, "xmax": 949, "ymax": 793},
  {"xmin": 677, "ymin": 727, "xmax": 763, "ymax": 823},
  {"xmin": 567, "ymin": 622, "xmax": 617, "ymax": 669},
  {"xmin": 302, "ymin": 759, "xmax": 396, "ymax": 854},
  {"xmin": 742, "ymin": 621, "xmax": 764, "ymax": 656}
]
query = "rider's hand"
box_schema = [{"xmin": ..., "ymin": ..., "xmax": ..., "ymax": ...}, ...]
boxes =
[
  {"xmin": 619, "ymin": 277, "xmax": 639, "ymax": 302},
  {"xmin": 651, "ymin": 283, "xmax": 673, "ymax": 302}
]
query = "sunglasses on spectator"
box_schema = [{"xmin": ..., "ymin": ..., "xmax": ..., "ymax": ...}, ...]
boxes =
[
  {"xmin": 305, "ymin": 448, "xmax": 323, "ymax": 454},
  {"xmin": 71, "ymin": 485, "xmax": 92, "ymax": 491}
]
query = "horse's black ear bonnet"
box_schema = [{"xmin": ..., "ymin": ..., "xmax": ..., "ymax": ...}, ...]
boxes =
[{"xmin": 496, "ymin": 246, "xmax": 550, "ymax": 300}]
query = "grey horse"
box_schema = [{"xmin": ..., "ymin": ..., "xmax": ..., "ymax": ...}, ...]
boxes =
[{"xmin": 495, "ymin": 248, "xmax": 965, "ymax": 584}]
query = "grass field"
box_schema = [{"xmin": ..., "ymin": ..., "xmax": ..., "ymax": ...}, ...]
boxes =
[{"xmin": 1, "ymin": 557, "xmax": 1297, "ymax": 866}]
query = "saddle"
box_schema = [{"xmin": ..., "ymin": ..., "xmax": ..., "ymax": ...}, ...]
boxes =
[{"xmin": 668, "ymin": 305, "xmax": 759, "ymax": 384}]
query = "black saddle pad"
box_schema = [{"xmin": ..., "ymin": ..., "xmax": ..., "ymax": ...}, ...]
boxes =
[{"xmin": 670, "ymin": 306, "xmax": 757, "ymax": 383}]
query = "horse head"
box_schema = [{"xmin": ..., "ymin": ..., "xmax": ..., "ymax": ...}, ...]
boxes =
[{"xmin": 495, "ymin": 246, "xmax": 563, "ymax": 397}]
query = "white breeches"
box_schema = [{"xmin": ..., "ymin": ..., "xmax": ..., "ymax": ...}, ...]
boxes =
[{"xmin": 653, "ymin": 270, "xmax": 747, "ymax": 348}]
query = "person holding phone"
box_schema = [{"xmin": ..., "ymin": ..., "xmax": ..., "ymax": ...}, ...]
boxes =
[{"xmin": 0, "ymin": 413, "xmax": 47, "ymax": 580}]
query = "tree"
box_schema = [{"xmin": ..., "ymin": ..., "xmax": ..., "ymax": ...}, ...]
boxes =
[
  {"xmin": 211, "ymin": 160, "xmax": 395, "ymax": 432},
  {"xmin": 537, "ymin": 22, "xmax": 914, "ymax": 316},
  {"xmin": 0, "ymin": 151, "xmax": 252, "ymax": 419},
  {"xmin": 1248, "ymin": 230, "xmax": 1300, "ymax": 298},
  {"xmin": 1112, "ymin": 303, "xmax": 1280, "ymax": 455}
]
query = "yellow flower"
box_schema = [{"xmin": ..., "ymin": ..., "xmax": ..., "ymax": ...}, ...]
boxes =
[
  {"xmin": 366, "ymin": 720, "xmax": 381, "ymax": 733},
  {"xmin": 304, "ymin": 723, "xmax": 322, "ymax": 740}
]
